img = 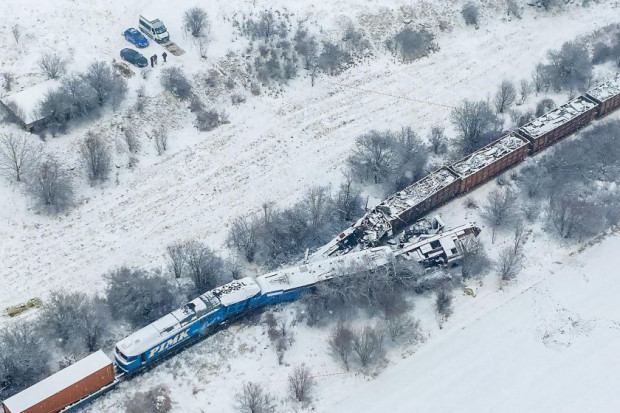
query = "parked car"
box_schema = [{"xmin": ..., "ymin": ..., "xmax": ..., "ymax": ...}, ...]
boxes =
[
  {"xmin": 124, "ymin": 27, "xmax": 149, "ymax": 48},
  {"xmin": 120, "ymin": 48, "xmax": 148, "ymax": 68},
  {"xmin": 139, "ymin": 14, "xmax": 170, "ymax": 43}
]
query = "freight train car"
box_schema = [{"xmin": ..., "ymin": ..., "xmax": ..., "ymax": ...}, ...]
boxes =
[
  {"xmin": 449, "ymin": 133, "xmax": 530, "ymax": 193},
  {"xmin": 2, "ymin": 351, "xmax": 114, "ymax": 413},
  {"xmin": 586, "ymin": 74, "xmax": 620, "ymax": 118},
  {"xmin": 319, "ymin": 167, "xmax": 461, "ymax": 257},
  {"xmin": 518, "ymin": 95, "xmax": 598, "ymax": 153}
]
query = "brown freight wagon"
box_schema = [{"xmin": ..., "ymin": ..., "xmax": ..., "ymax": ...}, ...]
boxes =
[
  {"xmin": 386, "ymin": 167, "xmax": 461, "ymax": 235},
  {"xmin": 449, "ymin": 133, "xmax": 530, "ymax": 193},
  {"xmin": 518, "ymin": 95, "xmax": 598, "ymax": 153},
  {"xmin": 586, "ymin": 74, "xmax": 620, "ymax": 118},
  {"xmin": 2, "ymin": 350, "xmax": 114, "ymax": 413}
]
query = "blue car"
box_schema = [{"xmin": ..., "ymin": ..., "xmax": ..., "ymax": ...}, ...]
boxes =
[
  {"xmin": 124, "ymin": 27, "xmax": 149, "ymax": 48},
  {"xmin": 120, "ymin": 48, "xmax": 148, "ymax": 68}
]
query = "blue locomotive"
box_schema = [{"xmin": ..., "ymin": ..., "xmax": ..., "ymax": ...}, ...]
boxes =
[{"xmin": 114, "ymin": 247, "xmax": 394, "ymax": 372}]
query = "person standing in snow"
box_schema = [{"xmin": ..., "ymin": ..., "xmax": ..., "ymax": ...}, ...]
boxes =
[
  {"xmin": 153, "ymin": 54, "xmax": 158, "ymax": 65},
  {"xmin": 150, "ymin": 55, "xmax": 154, "ymax": 68},
  {"xmin": 162, "ymin": 52, "xmax": 167, "ymax": 63}
]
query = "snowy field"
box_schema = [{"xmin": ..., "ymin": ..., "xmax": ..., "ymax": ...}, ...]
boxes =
[
  {"xmin": 333, "ymin": 231, "xmax": 620, "ymax": 413},
  {"xmin": 1, "ymin": 0, "xmax": 618, "ymax": 309},
  {"xmin": 1, "ymin": 0, "xmax": 620, "ymax": 411}
]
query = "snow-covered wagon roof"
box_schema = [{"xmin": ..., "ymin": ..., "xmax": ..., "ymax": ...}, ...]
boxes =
[
  {"xmin": 450, "ymin": 133, "xmax": 529, "ymax": 178},
  {"xmin": 381, "ymin": 167, "xmax": 458, "ymax": 216},
  {"xmin": 2, "ymin": 350, "xmax": 112, "ymax": 413},
  {"xmin": 256, "ymin": 247, "xmax": 393, "ymax": 294},
  {"xmin": 519, "ymin": 96, "xmax": 597, "ymax": 139},
  {"xmin": 1, "ymin": 79, "xmax": 60, "ymax": 125},
  {"xmin": 586, "ymin": 74, "xmax": 620, "ymax": 102}
]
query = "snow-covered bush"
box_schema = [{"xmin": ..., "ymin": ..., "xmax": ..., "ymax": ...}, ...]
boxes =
[
  {"xmin": 28, "ymin": 156, "xmax": 74, "ymax": 213},
  {"xmin": 105, "ymin": 267, "xmax": 183, "ymax": 328},
  {"xmin": 387, "ymin": 28, "xmax": 436, "ymax": 63},
  {"xmin": 0, "ymin": 324, "xmax": 51, "ymax": 400},
  {"xmin": 160, "ymin": 67, "xmax": 193, "ymax": 101},
  {"xmin": 125, "ymin": 385, "xmax": 172, "ymax": 413},
  {"xmin": 461, "ymin": 3, "xmax": 480, "ymax": 26}
]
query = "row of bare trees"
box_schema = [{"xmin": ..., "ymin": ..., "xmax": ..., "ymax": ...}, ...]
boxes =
[{"xmin": 235, "ymin": 364, "xmax": 315, "ymax": 412}]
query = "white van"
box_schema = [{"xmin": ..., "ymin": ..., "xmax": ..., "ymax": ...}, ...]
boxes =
[{"xmin": 139, "ymin": 15, "xmax": 170, "ymax": 44}]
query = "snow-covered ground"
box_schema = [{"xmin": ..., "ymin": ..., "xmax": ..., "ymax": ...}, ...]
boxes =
[
  {"xmin": 2, "ymin": 0, "xmax": 620, "ymax": 411},
  {"xmin": 333, "ymin": 231, "xmax": 620, "ymax": 413},
  {"xmin": 2, "ymin": 0, "xmax": 618, "ymax": 310}
]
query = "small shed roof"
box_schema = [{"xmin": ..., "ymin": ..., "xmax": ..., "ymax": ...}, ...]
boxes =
[
  {"xmin": 2, "ymin": 350, "xmax": 112, "ymax": 413},
  {"xmin": 2, "ymin": 79, "xmax": 60, "ymax": 124}
]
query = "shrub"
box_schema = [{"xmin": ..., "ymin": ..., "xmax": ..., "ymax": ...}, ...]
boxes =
[{"xmin": 160, "ymin": 67, "xmax": 193, "ymax": 100}]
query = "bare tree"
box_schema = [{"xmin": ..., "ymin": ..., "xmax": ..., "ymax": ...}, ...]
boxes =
[
  {"xmin": 532, "ymin": 63, "xmax": 548, "ymax": 93},
  {"xmin": 39, "ymin": 291, "xmax": 109, "ymax": 354},
  {"xmin": 328, "ymin": 321, "xmax": 354, "ymax": 370},
  {"xmin": 519, "ymin": 79, "xmax": 532, "ymax": 104},
  {"xmin": 495, "ymin": 246, "xmax": 522, "ymax": 283},
  {"xmin": 80, "ymin": 132, "xmax": 111, "ymax": 184},
  {"xmin": 122, "ymin": 125, "xmax": 141, "ymax": 154},
  {"xmin": 227, "ymin": 215, "xmax": 260, "ymax": 262},
  {"xmin": 335, "ymin": 173, "xmax": 363, "ymax": 222},
  {"xmin": 183, "ymin": 241, "xmax": 227, "ymax": 293},
  {"xmin": 11, "ymin": 25, "xmax": 20, "ymax": 44},
  {"xmin": 28, "ymin": 156, "xmax": 73, "ymax": 213},
  {"xmin": 460, "ymin": 237, "xmax": 490, "ymax": 279},
  {"xmin": 0, "ymin": 324, "xmax": 51, "ymax": 400},
  {"xmin": 429, "ymin": 125, "xmax": 446, "ymax": 154},
  {"xmin": 347, "ymin": 130, "xmax": 398, "ymax": 184},
  {"xmin": 2, "ymin": 72, "xmax": 14, "ymax": 92},
  {"xmin": 235, "ymin": 382, "xmax": 275, "ymax": 413},
  {"xmin": 38, "ymin": 53, "xmax": 67, "ymax": 80},
  {"xmin": 184, "ymin": 7, "xmax": 209, "ymax": 38},
  {"xmin": 154, "ymin": 126, "xmax": 169, "ymax": 155},
  {"xmin": 479, "ymin": 186, "xmax": 519, "ymax": 243},
  {"xmin": 0, "ymin": 133, "xmax": 40, "ymax": 182},
  {"xmin": 134, "ymin": 85, "xmax": 147, "ymax": 113},
  {"xmin": 161, "ymin": 67, "xmax": 193, "ymax": 100},
  {"xmin": 384, "ymin": 314, "xmax": 419, "ymax": 343},
  {"xmin": 352, "ymin": 325, "xmax": 384, "ymax": 367},
  {"xmin": 435, "ymin": 289, "xmax": 453, "ymax": 321},
  {"xmin": 82, "ymin": 297, "xmax": 111, "ymax": 352},
  {"xmin": 494, "ymin": 80, "xmax": 517, "ymax": 113},
  {"xmin": 83, "ymin": 61, "xmax": 128, "ymax": 108},
  {"xmin": 451, "ymin": 100, "xmax": 502, "ymax": 154},
  {"xmin": 288, "ymin": 364, "xmax": 315, "ymax": 402},
  {"xmin": 105, "ymin": 267, "xmax": 182, "ymax": 328},
  {"xmin": 545, "ymin": 41, "xmax": 593, "ymax": 92},
  {"xmin": 166, "ymin": 242, "xmax": 187, "ymax": 279},
  {"xmin": 547, "ymin": 193, "xmax": 593, "ymax": 239}
]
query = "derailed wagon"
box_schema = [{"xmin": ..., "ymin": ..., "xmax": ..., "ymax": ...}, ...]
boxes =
[
  {"xmin": 518, "ymin": 95, "xmax": 598, "ymax": 153},
  {"xmin": 449, "ymin": 132, "xmax": 530, "ymax": 193},
  {"xmin": 586, "ymin": 74, "xmax": 620, "ymax": 118},
  {"xmin": 323, "ymin": 167, "xmax": 461, "ymax": 256}
]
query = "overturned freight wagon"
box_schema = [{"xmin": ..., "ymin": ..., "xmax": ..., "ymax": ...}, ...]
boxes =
[
  {"xmin": 518, "ymin": 95, "xmax": 598, "ymax": 153},
  {"xmin": 586, "ymin": 74, "xmax": 620, "ymax": 118},
  {"xmin": 449, "ymin": 133, "xmax": 530, "ymax": 193},
  {"xmin": 2, "ymin": 350, "xmax": 114, "ymax": 413},
  {"xmin": 321, "ymin": 167, "xmax": 461, "ymax": 257},
  {"xmin": 395, "ymin": 223, "xmax": 481, "ymax": 267}
]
